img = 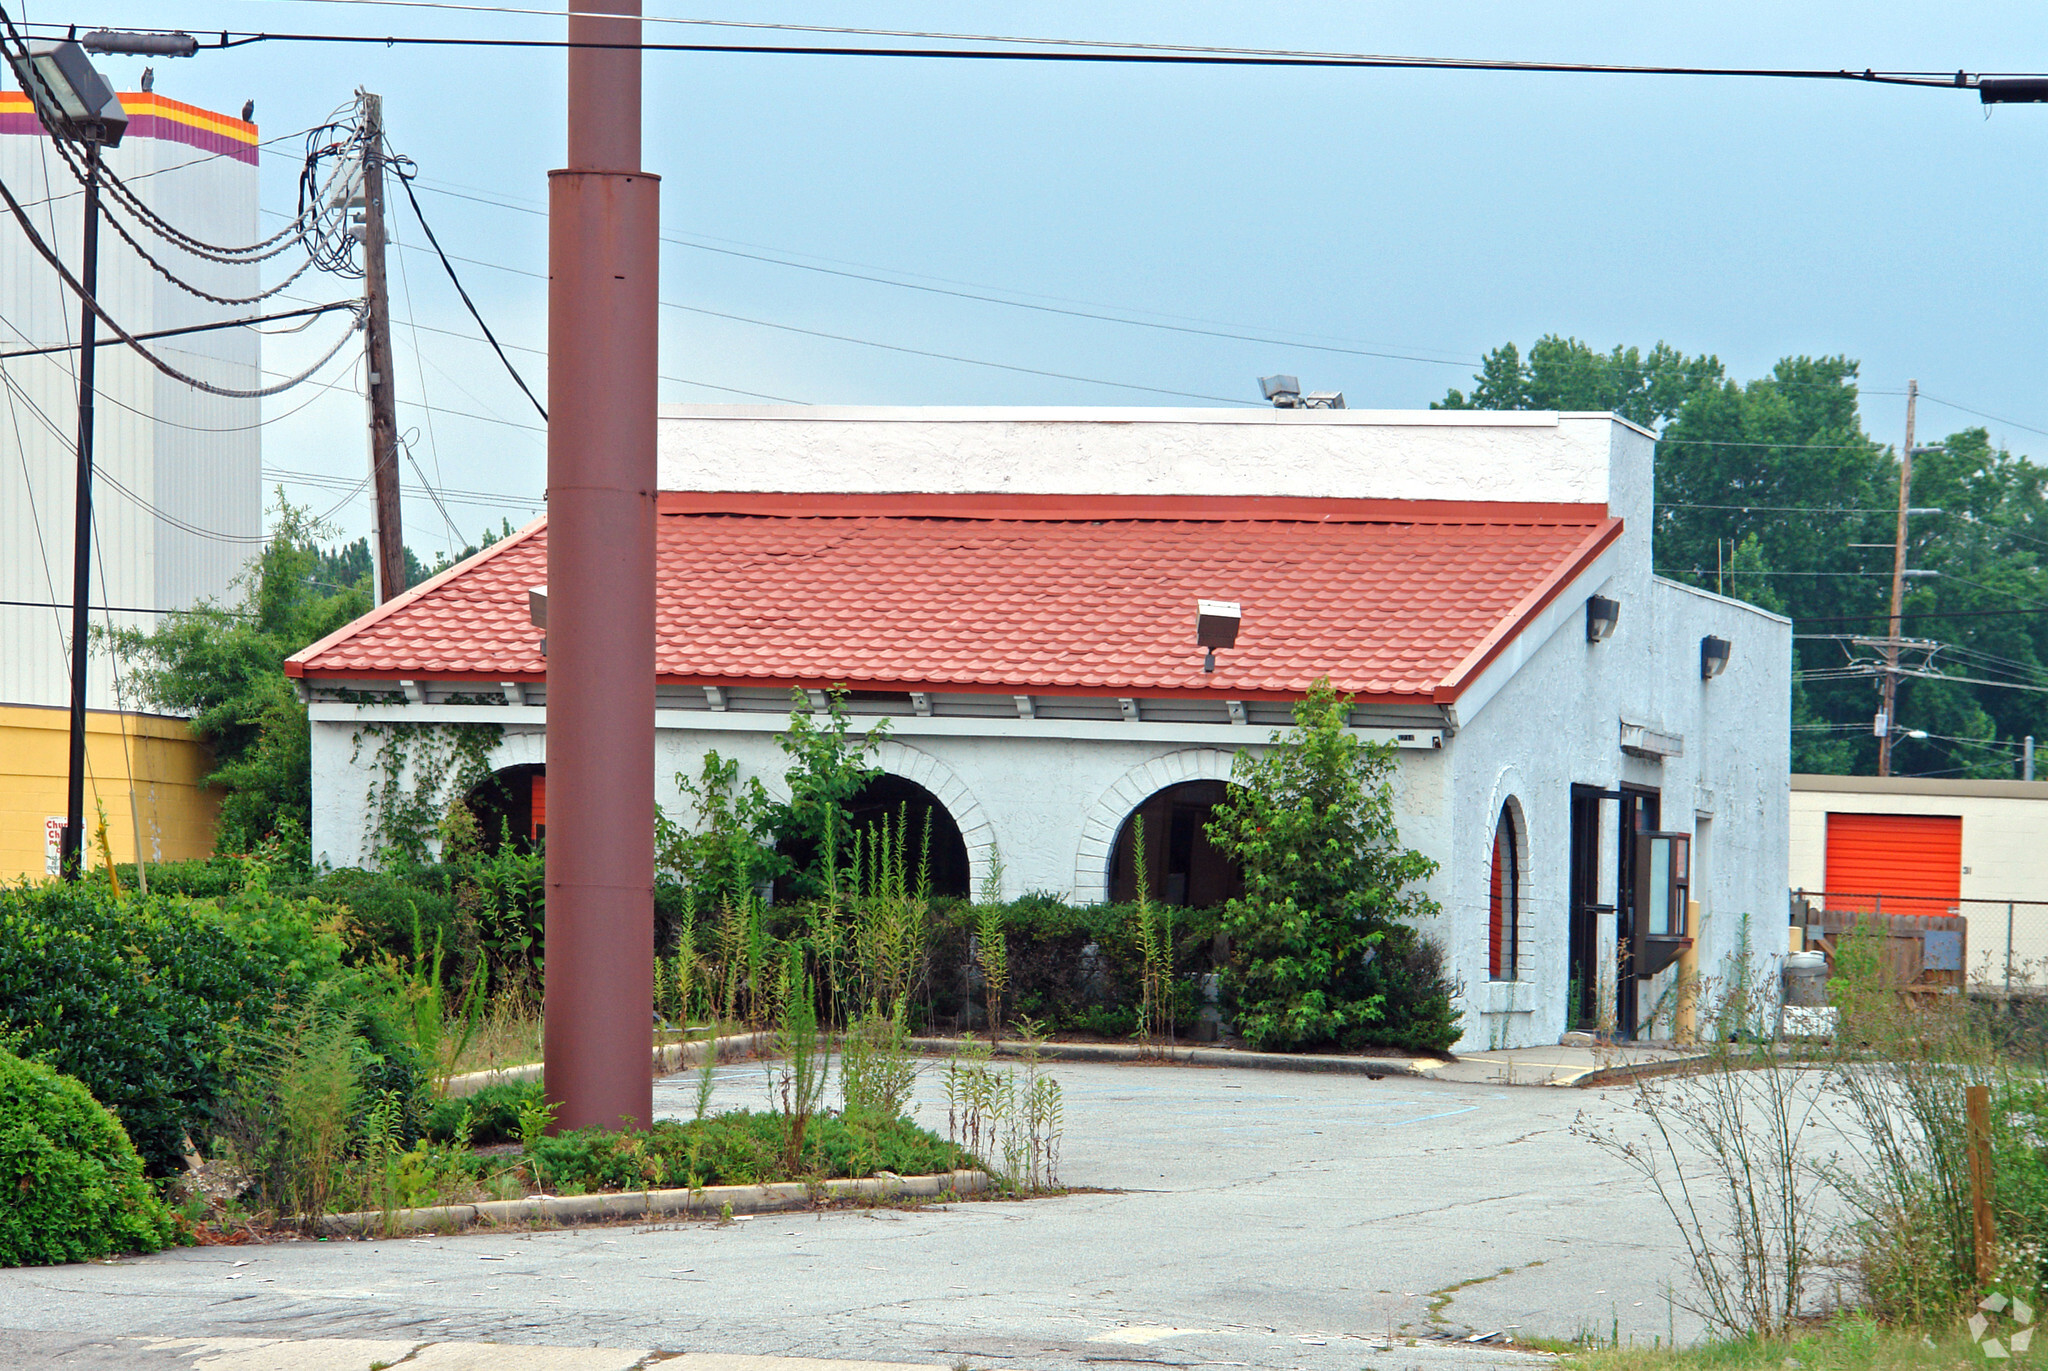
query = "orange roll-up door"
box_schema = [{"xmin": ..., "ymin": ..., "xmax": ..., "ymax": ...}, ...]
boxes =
[
  {"xmin": 531, "ymin": 774, "xmax": 546, "ymax": 842},
  {"xmin": 1823, "ymin": 812, "xmax": 1961, "ymax": 918}
]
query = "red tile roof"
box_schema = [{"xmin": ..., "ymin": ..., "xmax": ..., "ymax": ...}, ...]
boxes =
[{"xmin": 286, "ymin": 494, "xmax": 1621, "ymax": 702}]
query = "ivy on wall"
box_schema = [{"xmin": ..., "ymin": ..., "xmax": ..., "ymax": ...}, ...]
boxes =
[{"xmin": 349, "ymin": 722, "xmax": 504, "ymax": 864}]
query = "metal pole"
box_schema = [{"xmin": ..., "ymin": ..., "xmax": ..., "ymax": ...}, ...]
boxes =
[
  {"xmin": 61, "ymin": 143, "xmax": 103, "ymax": 882},
  {"xmin": 357, "ymin": 90, "xmax": 405, "ymax": 603},
  {"xmin": 544, "ymin": 0, "xmax": 658, "ymax": 1133},
  {"xmin": 2007, "ymin": 902, "xmax": 2015, "ymax": 998},
  {"xmin": 1878, "ymin": 381, "xmax": 1916, "ymax": 778},
  {"xmin": 2027, "ymin": 735, "xmax": 2036, "ymax": 782}
]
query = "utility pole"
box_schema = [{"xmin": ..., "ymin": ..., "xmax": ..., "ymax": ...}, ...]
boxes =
[
  {"xmin": 60, "ymin": 141, "xmax": 105, "ymax": 880},
  {"xmin": 356, "ymin": 90, "xmax": 403, "ymax": 602},
  {"xmin": 544, "ymin": 0, "xmax": 659, "ymax": 1132},
  {"xmin": 1878, "ymin": 379, "xmax": 1917, "ymax": 778}
]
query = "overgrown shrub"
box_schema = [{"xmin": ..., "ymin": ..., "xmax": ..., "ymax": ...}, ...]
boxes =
[
  {"xmin": 1205, "ymin": 680, "xmax": 1458, "ymax": 1053},
  {"xmin": 0, "ymin": 1049, "xmax": 177, "ymax": 1266},
  {"xmin": 426, "ymin": 1079, "xmax": 541, "ymax": 1147},
  {"xmin": 0, "ymin": 881, "xmax": 412, "ymax": 1177},
  {"xmin": 524, "ymin": 1110, "xmax": 967, "ymax": 1192},
  {"xmin": 0, "ymin": 884, "xmax": 290, "ymax": 1174}
]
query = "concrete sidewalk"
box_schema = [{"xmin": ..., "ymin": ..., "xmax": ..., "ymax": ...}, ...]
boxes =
[{"xmin": 1418, "ymin": 1043, "xmax": 1704, "ymax": 1087}]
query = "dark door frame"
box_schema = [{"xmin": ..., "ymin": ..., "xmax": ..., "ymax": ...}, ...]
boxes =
[{"xmin": 1568, "ymin": 783, "xmax": 1661, "ymax": 1040}]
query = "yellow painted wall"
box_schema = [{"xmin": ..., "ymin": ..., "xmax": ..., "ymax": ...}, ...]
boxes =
[{"xmin": 0, "ymin": 703, "xmax": 219, "ymax": 879}]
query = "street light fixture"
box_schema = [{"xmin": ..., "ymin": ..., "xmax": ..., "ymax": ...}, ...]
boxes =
[
  {"xmin": 10, "ymin": 39, "xmax": 123, "ymax": 879},
  {"xmin": 7, "ymin": 39, "xmax": 126, "ymax": 145}
]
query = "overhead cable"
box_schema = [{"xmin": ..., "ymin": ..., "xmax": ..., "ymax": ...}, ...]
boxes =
[
  {"xmin": 142, "ymin": 25, "xmax": 2012, "ymax": 91},
  {"xmin": 0, "ymin": 165, "xmax": 367, "ymax": 399},
  {"xmin": 388, "ymin": 152, "xmax": 547, "ymax": 419}
]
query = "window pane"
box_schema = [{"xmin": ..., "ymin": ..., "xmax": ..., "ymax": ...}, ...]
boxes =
[{"xmin": 1649, "ymin": 838, "xmax": 1673, "ymax": 936}]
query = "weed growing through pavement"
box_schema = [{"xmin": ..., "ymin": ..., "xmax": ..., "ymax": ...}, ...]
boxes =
[{"xmin": 943, "ymin": 1021, "xmax": 1063, "ymax": 1194}]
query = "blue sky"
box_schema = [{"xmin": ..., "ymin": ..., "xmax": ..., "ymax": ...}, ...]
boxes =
[{"xmin": 31, "ymin": 1, "xmax": 2048, "ymax": 559}]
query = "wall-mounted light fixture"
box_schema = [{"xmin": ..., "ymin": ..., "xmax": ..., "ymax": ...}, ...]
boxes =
[
  {"xmin": 1700, "ymin": 635, "xmax": 1732, "ymax": 680},
  {"xmin": 1196, "ymin": 599, "xmax": 1241, "ymax": 674},
  {"xmin": 1585, "ymin": 595, "xmax": 1621, "ymax": 642}
]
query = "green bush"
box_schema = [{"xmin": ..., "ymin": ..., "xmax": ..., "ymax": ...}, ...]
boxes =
[
  {"xmin": 0, "ymin": 881, "xmax": 415, "ymax": 1177},
  {"xmin": 425, "ymin": 1079, "xmax": 541, "ymax": 1147},
  {"xmin": 525, "ymin": 1110, "xmax": 968, "ymax": 1192},
  {"xmin": 1206, "ymin": 681, "xmax": 1458, "ymax": 1053},
  {"xmin": 0, "ymin": 1049, "xmax": 177, "ymax": 1266},
  {"xmin": 0, "ymin": 884, "xmax": 289, "ymax": 1174},
  {"xmin": 922, "ymin": 895, "xmax": 1217, "ymax": 1036}
]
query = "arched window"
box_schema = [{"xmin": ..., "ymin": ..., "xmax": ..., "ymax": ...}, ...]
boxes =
[
  {"xmin": 1489, "ymin": 805, "xmax": 1520, "ymax": 981},
  {"xmin": 776, "ymin": 773, "xmax": 972, "ymax": 900},
  {"xmin": 465, "ymin": 763, "xmax": 545, "ymax": 853},
  {"xmin": 1108, "ymin": 780, "xmax": 1245, "ymax": 907}
]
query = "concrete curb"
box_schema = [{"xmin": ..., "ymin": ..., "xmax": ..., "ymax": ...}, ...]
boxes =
[
  {"xmin": 444, "ymin": 1030, "xmax": 1442, "ymax": 1096},
  {"xmin": 1571, "ymin": 1053, "xmax": 1713, "ymax": 1089},
  {"xmin": 443, "ymin": 1031, "xmax": 775, "ymax": 1099},
  {"xmin": 906, "ymin": 1035, "xmax": 1438, "ymax": 1078},
  {"xmin": 317, "ymin": 1168, "xmax": 991, "ymax": 1237}
]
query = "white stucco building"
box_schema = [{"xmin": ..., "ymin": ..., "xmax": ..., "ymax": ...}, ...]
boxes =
[{"xmin": 289, "ymin": 406, "xmax": 1791, "ymax": 1048}]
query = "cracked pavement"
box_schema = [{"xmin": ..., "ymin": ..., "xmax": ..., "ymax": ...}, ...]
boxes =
[{"xmin": 2, "ymin": 1060, "xmax": 1706, "ymax": 1369}]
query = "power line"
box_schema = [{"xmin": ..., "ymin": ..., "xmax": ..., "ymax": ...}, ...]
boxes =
[
  {"xmin": 0, "ymin": 597, "xmax": 250, "ymax": 617},
  {"xmin": 389, "ymin": 235, "xmax": 1260, "ymax": 404},
  {"xmin": 121, "ymin": 25, "xmax": 2003, "ymax": 90},
  {"xmin": 388, "ymin": 151, "xmax": 547, "ymax": 420},
  {"xmin": 410, "ymin": 174, "xmax": 1473, "ymax": 365},
  {"xmin": 0, "ymin": 300, "xmax": 358, "ymax": 360}
]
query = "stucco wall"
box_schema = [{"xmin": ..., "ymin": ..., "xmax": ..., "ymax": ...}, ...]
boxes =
[
  {"xmin": 657, "ymin": 405, "xmax": 1642, "ymax": 508},
  {"xmin": 308, "ymin": 409, "xmax": 1790, "ymax": 1051}
]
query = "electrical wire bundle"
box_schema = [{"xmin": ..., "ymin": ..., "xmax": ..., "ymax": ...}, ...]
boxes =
[{"xmin": 0, "ymin": 1, "xmax": 366, "ymax": 399}]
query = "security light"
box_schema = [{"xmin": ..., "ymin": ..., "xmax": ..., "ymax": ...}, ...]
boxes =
[
  {"xmin": 528, "ymin": 586, "xmax": 548, "ymax": 629},
  {"xmin": 8, "ymin": 40, "xmax": 126, "ymax": 145},
  {"xmin": 1585, "ymin": 595, "xmax": 1621, "ymax": 642},
  {"xmin": 1700, "ymin": 635, "xmax": 1732, "ymax": 680},
  {"xmin": 1197, "ymin": 599, "xmax": 1240, "ymax": 674},
  {"xmin": 1300, "ymin": 391, "xmax": 1346, "ymax": 410},
  {"xmin": 1258, "ymin": 375, "xmax": 1300, "ymax": 404}
]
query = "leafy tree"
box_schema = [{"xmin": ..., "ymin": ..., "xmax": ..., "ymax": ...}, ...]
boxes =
[
  {"xmin": 1435, "ymin": 334, "xmax": 1723, "ymax": 429},
  {"xmin": 111, "ymin": 499, "xmax": 370, "ymax": 858},
  {"xmin": 1445, "ymin": 339, "xmax": 2048, "ymax": 779},
  {"xmin": 113, "ymin": 499, "xmax": 522, "ymax": 857},
  {"xmin": 1205, "ymin": 681, "xmax": 1458, "ymax": 1053},
  {"xmin": 768, "ymin": 688, "xmax": 888, "ymax": 902}
]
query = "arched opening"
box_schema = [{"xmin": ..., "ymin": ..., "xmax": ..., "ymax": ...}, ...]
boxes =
[
  {"xmin": 778, "ymin": 773, "xmax": 973, "ymax": 900},
  {"xmin": 1107, "ymin": 780, "xmax": 1243, "ymax": 907},
  {"xmin": 1489, "ymin": 801, "xmax": 1522, "ymax": 981},
  {"xmin": 465, "ymin": 763, "xmax": 545, "ymax": 854}
]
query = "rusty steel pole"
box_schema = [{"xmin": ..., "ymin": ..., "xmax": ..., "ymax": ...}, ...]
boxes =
[{"xmin": 544, "ymin": 0, "xmax": 659, "ymax": 1132}]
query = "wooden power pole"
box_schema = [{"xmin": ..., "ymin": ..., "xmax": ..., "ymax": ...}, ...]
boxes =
[
  {"xmin": 357, "ymin": 89, "xmax": 404, "ymax": 602},
  {"xmin": 1878, "ymin": 379, "xmax": 1917, "ymax": 777}
]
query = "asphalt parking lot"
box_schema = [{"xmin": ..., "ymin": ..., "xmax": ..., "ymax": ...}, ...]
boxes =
[{"xmin": 3, "ymin": 1059, "xmax": 1707, "ymax": 1370}]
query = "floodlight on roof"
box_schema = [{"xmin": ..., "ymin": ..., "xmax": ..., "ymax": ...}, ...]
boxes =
[
  {"xmin": 1259, "ymin": 374, "xmax": 1301, "ymax": 405},
  {"xmin": 1197, "ymin": 599, "xmax": 1241, "ymax": 674},
  {"xmin": 8, "ymin": 39, "xmax": 125, "ymax": 145}
]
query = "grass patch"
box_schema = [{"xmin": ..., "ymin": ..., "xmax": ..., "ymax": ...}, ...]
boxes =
[{"xmin": 1562, "ymin": 1315, "xmax": 2000, "ymax": 1371}]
